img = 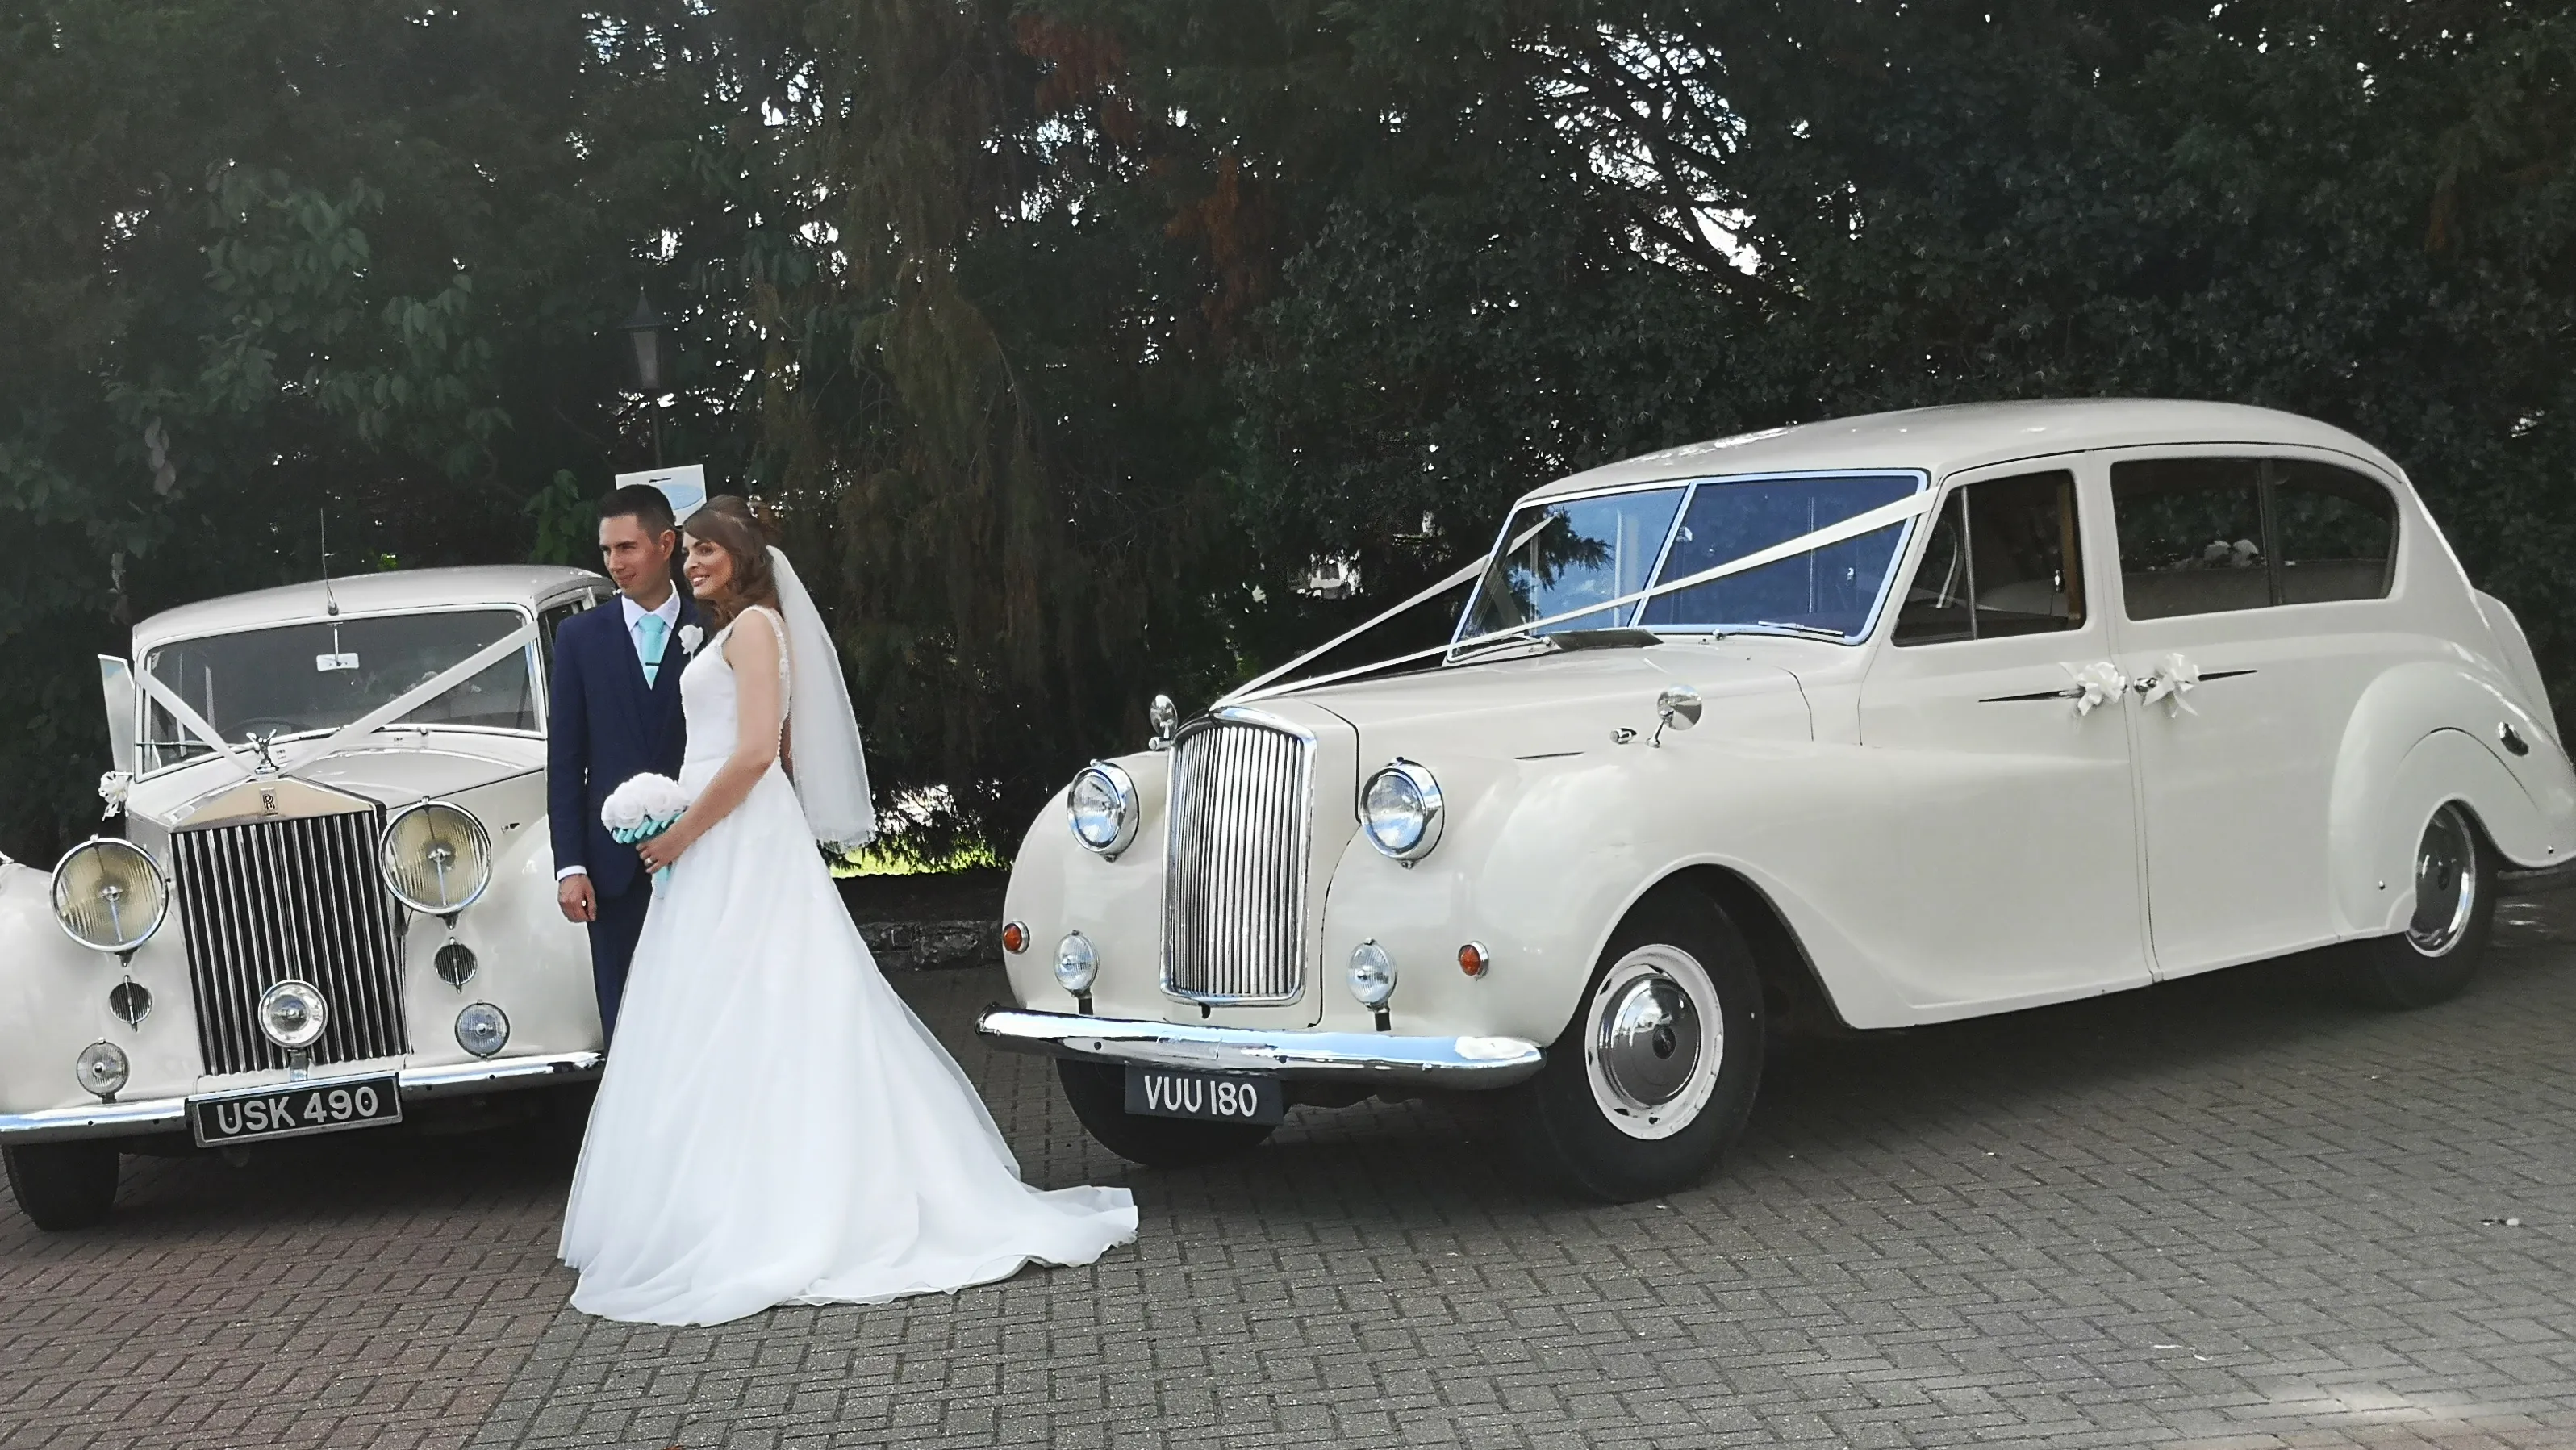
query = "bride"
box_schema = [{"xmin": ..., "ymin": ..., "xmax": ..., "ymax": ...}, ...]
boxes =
[{"xmin": 558, "ymin": 499, "xmax": 1138, "ymax": 1326}]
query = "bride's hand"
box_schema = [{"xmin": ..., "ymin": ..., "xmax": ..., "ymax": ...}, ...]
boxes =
[{"xmin": 638, "ymin": 826, "xmax": 691, "ymax": 872}]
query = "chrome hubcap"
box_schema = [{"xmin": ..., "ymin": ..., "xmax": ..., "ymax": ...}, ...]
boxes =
[
  {"xmin": 1584, "ymin": 946, "xmax": 1724, "ymax": 1141},
  {"xmin": 2407, "ymin": 804, "xmax": 2478, "ymax": 957}
]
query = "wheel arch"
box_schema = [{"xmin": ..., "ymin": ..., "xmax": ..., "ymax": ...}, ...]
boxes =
[
  {"xmin": 2330, "ymin": 723, "xmax": 2550, "ymax": 938},
  {"xmin": 1626, "ymin": 866, "xmax": 1856, "ymax": 1038}
]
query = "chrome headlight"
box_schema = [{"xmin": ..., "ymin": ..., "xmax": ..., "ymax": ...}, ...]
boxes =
[
  {"xmin": 455, "ymin": 1002, "xmax": 510, "ymax": 1058},
  {"xmin": 1054, "ymin": 931, "xmax": 1100, "ymax": 993},
  {"xmin": 1360, "ymin": 760, "xmax": 1444, "ymax": 860},
  {"xmin": 1348, "ymin": 940, "xmax": 1398, "ymax": 1007},
  {"xmin": 378, "ymin": 800, "xmax": 493, "ymax": 916},
  {"xmin": 1067, "ymin": 762, "xmax": 1140, "ymax": 856},
  {"xmin": 75, "ymin": 1041, "xmax": 130, "ymax": 1099},
  {"xmin": 258, "ymin": 980, "xmax": 330, "ymax": 1050},
  {"xmin": 51, "ymin": 838, "xmax": 168, "ymax": 954}
]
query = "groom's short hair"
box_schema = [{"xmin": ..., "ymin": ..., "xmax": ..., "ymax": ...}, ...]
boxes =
[{"xmin": 599, "ymin": 483, "xmax": 677, "ymax": 537}]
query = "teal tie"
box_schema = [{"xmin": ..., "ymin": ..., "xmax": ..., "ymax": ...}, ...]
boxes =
[{"xmin": 637, "ymin": 613, "xmax": 669, "ymax": 686}]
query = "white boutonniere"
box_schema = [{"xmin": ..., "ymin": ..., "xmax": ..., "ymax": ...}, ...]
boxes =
[{"xmin": 678, "ymin": 623, "xmax": 703, "ymax": 655}]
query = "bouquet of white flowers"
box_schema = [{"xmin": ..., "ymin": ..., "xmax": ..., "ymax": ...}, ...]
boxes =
[{"xmin": 602, "ymin": 772, "xmax": 693, "ymax": 885}]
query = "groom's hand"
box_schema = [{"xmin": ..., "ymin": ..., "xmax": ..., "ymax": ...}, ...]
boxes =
[{"xmin": 557, "ymin": 874, "xmax": 597, "ymax": 923}]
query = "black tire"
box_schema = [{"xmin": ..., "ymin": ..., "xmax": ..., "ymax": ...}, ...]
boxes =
[
  {"xmin": 537, "ymin": 1083, "xmax": 598, "ymax": 1160},
  {"xmin": 1509, "ymin": 890, "xmax": 1765, "ymax": 1202},
  {"xmin": 2353, "ymin": 801, "xmax": 2495, "ymax": 1009},
  {"xmin": 3, "ymin": 1139, "xmax": 121, "ymax": 1231},
  {"xmin": 1055, "ymin": 1059, "xmax": 1274, "ymax": 1168}
]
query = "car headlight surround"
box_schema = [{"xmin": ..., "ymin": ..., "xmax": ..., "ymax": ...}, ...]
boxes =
[
  {"xmin": 1066, "ymin": 762, "xmax": 1141, "ymax": 857},
  {"xmin": 258, "ymin": 979, "xmax": 330, "ymax": 1050},
  {"xmin": 1054, "ymin": 931, "xmax": 1100, "ymax": 993},
  {"xmin": 1361, "ymin": 760, "xmax": 1444, "ymax": 861},
  {"xmin": 378, "ymin": 800, "xmax": 494, "ymax": 917},
  {"xmin": 50, "ymin": 837, "xmax": 169, "ymax": 955},
  {"xmin": 455, "ymin": 1002, "xmax": 510, "ymax": 1058}
]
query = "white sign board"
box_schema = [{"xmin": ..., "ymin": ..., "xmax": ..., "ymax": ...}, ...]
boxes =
[{"xmin": 616, "ymin": 463, "xmax": 708, "ymax": 523}]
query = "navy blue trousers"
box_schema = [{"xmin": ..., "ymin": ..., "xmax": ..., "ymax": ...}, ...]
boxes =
[{"xmin": 587, "ymin": 881, "xmax": 653, "ymax": 1043}]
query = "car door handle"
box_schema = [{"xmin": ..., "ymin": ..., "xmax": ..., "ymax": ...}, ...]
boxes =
[
  {"xmin": 2131, "ymin": 653, "xmax": 2256, "ymax": 716},
  {"xmin": 1977, "ymin": 661, "xmax": 2127, "ymax": 715}
]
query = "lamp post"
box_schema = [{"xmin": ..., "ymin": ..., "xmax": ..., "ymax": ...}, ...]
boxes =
[{"xmin": 620, "ymin": 290, "xmax": 670, "ymax": 466}]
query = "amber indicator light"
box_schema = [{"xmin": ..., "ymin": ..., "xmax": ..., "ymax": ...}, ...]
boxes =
[
  {"xmin": 1001, "ymin": 921, "xmax": 1030, "ymax": 955},
  {"xmin": 1457, "ymin": 942, "xmax": 1490, "ymax": 977}
]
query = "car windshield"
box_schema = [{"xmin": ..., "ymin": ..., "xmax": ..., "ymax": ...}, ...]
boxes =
[
  {"xmin": 140, "ymin": 608, "xmax": 537, "ymax": 771},
  {"xmin": 1455, "ymin": 472, "xmax": 1924, "ymax": 650}
]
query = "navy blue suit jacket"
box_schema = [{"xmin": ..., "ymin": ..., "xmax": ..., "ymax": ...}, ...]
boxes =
[{"xmin": 548, "ymin": 595, "xmax": 700, "ymax": 900}]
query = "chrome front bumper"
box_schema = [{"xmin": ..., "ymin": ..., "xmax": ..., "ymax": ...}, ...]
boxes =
[
  {"xmin": 975, "ymin": 1008, "xmax": 1546, "ymax": 1088},
  {"xmin": 0, "ymin": 1050, "xmax": 603, "ymax": 1145}
]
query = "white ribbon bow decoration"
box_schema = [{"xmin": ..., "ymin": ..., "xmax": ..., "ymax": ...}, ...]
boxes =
[
  {"xmin": 2067, "ymin": 660, "xmax": 2129, "ymax": 717},
  {"xmin": 2140, "ymin": 651, "xmax": 2200, "ymax": 717}
]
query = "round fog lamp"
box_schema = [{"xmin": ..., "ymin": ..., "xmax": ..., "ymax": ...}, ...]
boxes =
[
  {"xmin": 378, "ymin": 800, "xmax": 494, "ymax": 916},
  {"xmin": 455, "ymin": 1002, "xmax": 510, "ymax": 1058},
  {"xmin": 1361, "ymin": 761, "xmax": 1444, "ymax": 860},
  {"xmin": 51, "ymin": 838, "xmax": 169, "ymax": 954},
  {"xmin": 1348, "ymin": 940, "xmax": 1397, "ymax": 1008},
  {"xmin": 74, "ymin": 1040, "xmax": 130, "ymax": 1099},
  {"xmin": 1054, "ymin": 931, "xmax": 1100, "ymax": 993},
  {"xmin": 257, "ymin": 979, "xmax": 330, "ymax": 1050},
  {"xmin": 1066, "ymin": 763, "xmax": 1140, "ymax": 855}
]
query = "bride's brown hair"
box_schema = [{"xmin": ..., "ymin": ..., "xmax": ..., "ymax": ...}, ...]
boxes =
[{"xmin": 683, "ymin": 496, "xmax": 779, "ymax": 629}]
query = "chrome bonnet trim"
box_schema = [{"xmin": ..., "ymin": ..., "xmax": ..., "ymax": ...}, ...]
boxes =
[
  {"xmin": 975, "ymin": 1007, "xmax": 1545, "ymax": 1087},
  {"xmin": 0, "ymin": 1051, "xmax": 603, "ymax": 1144}
]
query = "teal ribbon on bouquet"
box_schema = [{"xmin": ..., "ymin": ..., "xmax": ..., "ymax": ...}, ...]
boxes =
[
  {"xmin": 609, "ymin": 815, "xmax": 683, "ymax": 888},
  {"xmin": 601, "ymin": 771, "xmax": 693, "ymax": 889}
]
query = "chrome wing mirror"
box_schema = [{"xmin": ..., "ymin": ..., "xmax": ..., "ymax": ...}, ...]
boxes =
[
  {"xmin": 98, "ymin": 656, "xmax": 138, "ymax": 775},
  {"xmin": 1650, "ymin": 684, "xmax": 1703, "ymax": 748}
]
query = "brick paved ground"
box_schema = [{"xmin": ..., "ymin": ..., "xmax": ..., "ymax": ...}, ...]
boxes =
[{"xmin": 7, "ymin": 906, "xmax": 2576, "ymax": 1450}]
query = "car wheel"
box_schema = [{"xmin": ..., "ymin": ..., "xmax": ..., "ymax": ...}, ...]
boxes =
[
  {"xmin": 1511, "ymin": 891, "xmax": 1764, "ymax": 1202},
  {"xmin": 2353, "ymin": 801, "xmax": 2495, "ymax": 1009},
  {"xmin": 1054, "ymin": 1059, "xmax": 1274, "ymax": 1168},
  {"xmin": 3, "ymin": 1140, "xmax": 121, "ymax": 1231}
]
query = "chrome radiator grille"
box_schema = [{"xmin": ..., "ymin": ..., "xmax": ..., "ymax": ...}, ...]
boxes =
[
  {"xmin": 1163, "ymin": 717, "xmax": 1312, "ymax": 1004},
  {"xmin": 170, "ymin": 809, "xmax": 411, "ymax": 1075}
]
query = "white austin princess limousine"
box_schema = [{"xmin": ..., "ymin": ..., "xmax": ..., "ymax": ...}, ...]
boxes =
[
  {"xmin": 1, "ymin": 566, "xmax": 620, "ymax": 1228},
  {"xmin": 980, "ymin": 399, "xmax": 2576, "ymax": 1201}
]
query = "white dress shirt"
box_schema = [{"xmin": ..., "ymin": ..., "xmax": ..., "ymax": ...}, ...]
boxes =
[{"xmin": 559, "ymin": 589, "xmax": 687, "ymax": 884}]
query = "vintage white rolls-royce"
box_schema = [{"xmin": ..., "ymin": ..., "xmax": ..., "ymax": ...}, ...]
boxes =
[
  {"xmin": 980, "ymin": 399, "xmax": 2576, "ymax": 1200},
  {"xmin": 1, "ymin": 566, "xmax": 616, "ymax": 1228}
]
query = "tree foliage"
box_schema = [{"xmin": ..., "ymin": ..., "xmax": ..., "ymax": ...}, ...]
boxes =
[{"xmin": 6, "ymin": 0, "xmax": 2575, "ymax": 861}]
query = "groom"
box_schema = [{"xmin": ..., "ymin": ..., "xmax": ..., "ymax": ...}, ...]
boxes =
[{"xmin": 550, "ymin": 483, "xmax": 702, "ymax": 1040}]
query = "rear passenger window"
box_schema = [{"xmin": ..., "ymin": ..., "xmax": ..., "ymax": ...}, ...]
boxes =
[
  {"xmin": 2111, "ymin": 456, "xmax": 2399, "ymax": 620},
  {"xmin": 2274, "ymin": 460, "xmax": 2396, "ymax": 604},
  {"xmin": 2110, "ymin": 458, "xmax": 2269, "ymax": 619},
  {"xmin": 1893, "ymin": 470, "xmax": 2085, "ymax": 645}
]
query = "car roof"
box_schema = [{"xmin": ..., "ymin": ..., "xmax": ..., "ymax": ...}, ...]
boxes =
[
  {"xmin": 1520, "ymin": 399, "xmax": 2405, "ymax": 504},
  {"xmin": 133, "ymin": 565, "xmax": 606, "ymax": 652}
]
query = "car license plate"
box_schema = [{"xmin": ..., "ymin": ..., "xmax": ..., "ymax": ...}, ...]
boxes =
[
  {"xmin": 1125, "ymin": 1066, "xmax": 1284, "ymax": 1125},
  {"xmin": 189, "ymin": 1074, "xmax": 403, "ymax": 1147}
]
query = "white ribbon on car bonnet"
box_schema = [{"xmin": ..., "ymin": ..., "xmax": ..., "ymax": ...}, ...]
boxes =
[{"xmin": 1222, "ymin": 488, "xmax": 1939, "ymax": 707}]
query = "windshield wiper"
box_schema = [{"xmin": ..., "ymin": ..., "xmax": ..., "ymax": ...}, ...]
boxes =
[
  {"xmin": 1450, "ymin": 630, "xmax": 1562, "ymax": 660},
  {"xmin": 1745, "ymin": 620, "xmax": 1848, "ymax": 640}
]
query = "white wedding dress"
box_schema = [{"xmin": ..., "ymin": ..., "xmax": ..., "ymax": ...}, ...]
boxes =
[{"xmin": 559, "ymin": 606, "xmax": 1138, "ymax": 1326}]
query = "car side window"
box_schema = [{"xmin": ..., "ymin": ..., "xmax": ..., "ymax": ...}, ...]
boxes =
[
  {"xmin": 2110, "ymin": 458, "xmax": 2269, "ymax": 620},
  {"xmin": 536, "ymin": 595, "xmax": 597, "ymax": 676},
  {"xmin": 2113, "ymin": 456, "xmax": 2398, "ymax": 618},
  {"xmin": 1892, "ymin": 470, "xmax": 2085, "ymax": 646},
  {"xmin": 2274, "ymin": 460, "xmax": 2396, "ymax": 604}
]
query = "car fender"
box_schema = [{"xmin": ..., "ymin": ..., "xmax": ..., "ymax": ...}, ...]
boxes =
[
  {"xmin": 0, "ymin": 859, "xmax": 205, "ymax": 1119},
  {"xmin": 411, "ymin": 772, "xmax": 600, "ymax": 1061},
  {"xmin": 1318, "ymin": 738, "xmax": 1920, "ymax": 1042},
  {"xmin": 2328, "ymin": 662, "xmax": 2576, "ymax": 935}
]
